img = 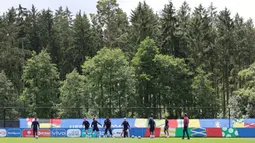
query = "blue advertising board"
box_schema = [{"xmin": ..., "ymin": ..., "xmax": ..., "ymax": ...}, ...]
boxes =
[
  {"xmin": 2, "ymin": 127, "xmax": 255, "ymax": 138},
  {"xmin": 237, "ymin": 128, "xmax": 255, "ymax": 137},
  {"xmin": 130, "ymin": 128, "xmax": 146, "ymax": 137},
  {"xmin": 6, "ymin": 128, "xmax": 21, "ymax": 137},
  {"xmin": 51, "ymin": 129, "xmax": 67, "ymax": 137}
]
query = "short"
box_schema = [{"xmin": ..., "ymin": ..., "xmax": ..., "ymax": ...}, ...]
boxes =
[
  {"xmin": 164, "ymin": 125, "xmax": 169, "ymax": 131},
  {"xmin": 104, "ymin": 128, "xmax": 112, "ymax": 135},
  {"xmin": 33, "ymin": 128, "xmax": 38, "ymax": 136},
  {"xmin": 93, "ymin": 127, "xmax": 99, "ymax": 132},
  {"xmin": 85, "ymin": 127, "xmax": 89, "ymax": 130},
  {"xmin": 150, "ymin": 127, "xmax": 155, "ymax": 132},
  {"xmin": 123, "ymin": 128, "xmax": 128, "ymax": 132}
]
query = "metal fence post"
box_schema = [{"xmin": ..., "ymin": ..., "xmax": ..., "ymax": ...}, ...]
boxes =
[
  {"xmin": 99, "ymin": 108, "xmax": 101, "ymax": 118},
  {"xmin": 160, "ymin": 108, "xmax": 162, "ymax": 119},
  {"xmin": 228, "ymin": 107, "xmax": 231, "ymax": 128},
  {"xmin": 3, "ymin": 108, "xmax": 6, "ymax": 128}
]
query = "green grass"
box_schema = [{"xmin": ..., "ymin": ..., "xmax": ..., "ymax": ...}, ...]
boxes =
[{"xmin": 0, "ymin": 138, "xmax": 255, "ymax": 143}]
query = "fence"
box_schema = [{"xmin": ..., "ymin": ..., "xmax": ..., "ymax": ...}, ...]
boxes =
[{"xmin": 0, "ymin": 107, "xmax": 232, "ymax": 128}]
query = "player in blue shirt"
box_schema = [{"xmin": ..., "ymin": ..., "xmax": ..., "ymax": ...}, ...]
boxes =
[
  {"xmin": 31, "ymin": 118, "xmax": 40, "ymax": 138},
  {"xmin": 82, "ymin": 118, "xmax": 90, "ymax": 137},
  {"xmin": 103, "ymin": 116, "xmax": 113, "ymax": 137},
  {"xmin": 121, "ymin": 118, "xmax": 130, "ymax": 138},
  {"xmin": 148, "ymin": 117, "xmax": 156, "ymax": 138},
  {"xmin": 91, "ymin": 117, "xmax": 102, "ymax": 137}
]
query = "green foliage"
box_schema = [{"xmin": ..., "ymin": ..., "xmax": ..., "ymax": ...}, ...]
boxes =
[
  {"xmin": 96, "ymin": 0, "xmax": 129, "ymax": 48},
  {"xmin": 21, "ymin": 51, "xmax": 59, "ymax": 118},
  {"xmin": 160, "ymin": 1, "xmax": 177, "ymax": 55},
  {"xmin": 191, "ymin": 68, "xmax": 219, "ymax": 118},
  {"xmin": 231, "ymin": 63, "xmax": 255, "ymax": 118},
  {"xmin": 0, "ymin": 71, "xmax": 18, "ymax": 119},
  {"xmin": 82, "ymin": 47, "xmax": 135, "ymax": 117},
  {"xmin": 72, "ymin": 11, "xmax": 92, "ymax": 73},
  {"xmin": 153, "ymin": 54, "xmax": 191, "ymax": 118},
  {"xmin": 130, "ymin": 1, "xmax": 159, "ymax": 49},
  {"xmin": 59, "ymin": 69, "xmax": 86, "ymax": 118},
  {"xmin": 131, "ymin": 37, "xmax": 159, "ymax": 117}
]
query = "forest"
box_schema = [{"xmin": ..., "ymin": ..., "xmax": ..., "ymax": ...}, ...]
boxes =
[{"xmin": 0, "ymin": 0, "xmax": 255, "ymax": 120}]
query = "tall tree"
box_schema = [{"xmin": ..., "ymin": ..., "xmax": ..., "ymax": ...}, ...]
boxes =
[
  {"xmin": 21, "ymin": 51, "xmax": 59, "ymax": 118},
  {"xmin": 96, "ymin": 0, "xmax": 129, "ymax": 48},
  {"xmin": 216, "ymin": 8, "xmax": 234, "ymax": 116},
  {"xmin": 130, "ymin": 1, "xmax": 159, "ymax": 48},
  {"xmin": 0, "ymin": 7, "xmax": 28, "ymax": 94},
  {"xmin": 72, "ymin": 11, "xmax": 92, "ymax": 73},
  {"xmin": 54, "ymin": 7, "xmax": 73, "ymax": 79},
  {"xmin": 37, "ymin": 9, "xmax": 60, "ymax": 65},
  {"xmin": 26, "ymin": 5, "xmax": 40, "ymax": 52},
  {"xmin": 90, "ymin": 13, "xmax": 104, "ymax": 55},
  {"xmin": 187, "ymin": 4, "xmax": 211, "ymax": 69},
  {"xmin": 159, "ymin": 0, "xmax": 178, "ymax": 56},
  {"xmin": 174, "ymin": 1, "xmax": 191, "ymax": 59}
]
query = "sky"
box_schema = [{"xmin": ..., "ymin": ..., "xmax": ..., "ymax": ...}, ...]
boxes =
[{"xmin": 0, "ymin": 0, "xmax": 254, "ymax": 21}]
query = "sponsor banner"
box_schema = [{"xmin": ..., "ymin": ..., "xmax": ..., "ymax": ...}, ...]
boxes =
[
  {"xmin": 130, "ymin": 128, "xmax": 146, "ymax": 137},
  {"xmin": 191, "ymin": 127, "xmax": 206, "ymax": 137},
  {"xmin": 233, "ymin": 119, "xmax": 244, "ymax": 128},
  {"xmin": 38, "ymin": 129, "xmax": 51, "ymax": 137},
  {"xmin": 177, "ymin": 119, "xmax": 183, "ymax": 127},
  {"xmin": 160, "ymin": 128, "xmax": 175, "ymax": 137},
  {"xmin": 22, "ymin": 129, "xmax": 50, "ymax": 137},
  {"xmin": 199, "ymin": 119, "xmax": 232, "ymax": 128},
  {"xmin": 51, "ymin": 129, "xmax": 66, "ymax": 137},
  {"xmin": 168, "ymin": 120, "xmax": 177, "ymax": 128},
  {"xmin": 21, "ymin": 118, "xmax": 255, "ymax": 128},
  {"xmin": 175, "ymin": 128, "xmax": 191, "ymax": 137},
  {"xmin": 237, "ymin": 128, "xmax": 255, "ymax": 137},
  {"xmin": 6, "ymin": 128, "xmax": 21, "ymax": 137},
  {"xmin": 81, "ymin": 128, "xmax": 123, "ymax": 137},
  {"xmin": 134, "ymin": 119, "xmax": 147, "ymax": 128},
  {"xmin": 22, "ymin": 129, "xmax": 33, "ymax": 137},
  {"xmin": 20, "ymin": 118, "xmax": 61, "ymax": 128},
  {"xmin": 81, "ymin": 129, "xmax": 91, "ymax": 137},
  {"xmin": 0, "ymin": 129, "xmax": 7, "ymax": 137},
  {"xmin": 50, "ymin": 119, "xmax": 62, "ymax": 128},
  {"xmin": 244, "ymin": 119, "xmax": 255, "ymax": 128},
  {"xmin": 67, "ymin": 129, "xmax": 81, "ymax": 137},
  {"xmin": 206, "ymin": 128, "xmax": 222, "ymax": 137},
  {"xmin": 145, "ymin": 128, "xmax": 161, "ymax": 137},
  {"xmin": 222, "ymin": 128, "xmax": 238, "ymax": 138},
  {"xmin": 177, "ymin": 120, "xmax": 201, "ymax": 128},
  {"xmin": 112, "ymin": 129, "xmax": 122, "ymax": 137},
  {"xmin": 154, "ymin": 119, "xmax": 165, "ymax": 128}
]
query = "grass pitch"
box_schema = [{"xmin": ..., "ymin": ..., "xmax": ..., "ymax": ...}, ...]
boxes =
[{"xmin": 0, "ymin": 138, "xmax": 255, "ymax": 143}]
